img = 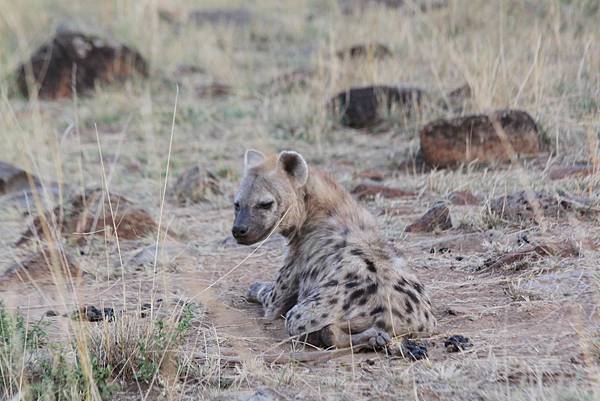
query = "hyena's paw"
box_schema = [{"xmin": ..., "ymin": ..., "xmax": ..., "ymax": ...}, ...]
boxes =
[
  {"xmin": 246, "ymin": 282, "xmax": 271, "ymax": 303},
  {"xmin": 351, "ymin": 327, "xmax": 391, "ymax": 351},
  {"xmin": 368, "ymin": 330, "xmax": 391, "ymax": 350}
]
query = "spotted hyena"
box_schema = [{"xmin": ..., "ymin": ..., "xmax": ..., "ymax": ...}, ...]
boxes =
[{"xmin": 232, "ymin": 149, "xmax": 435, "ymax": 348}]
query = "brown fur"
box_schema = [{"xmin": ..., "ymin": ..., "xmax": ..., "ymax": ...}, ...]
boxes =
[{"xmin": 233, "ymin": 150, "xmax": 435, "ymax": 348}]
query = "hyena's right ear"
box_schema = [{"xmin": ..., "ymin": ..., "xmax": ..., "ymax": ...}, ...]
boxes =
[{"xmin": 244, "ymin": 149, "xmax": 265, "ymax": 173}]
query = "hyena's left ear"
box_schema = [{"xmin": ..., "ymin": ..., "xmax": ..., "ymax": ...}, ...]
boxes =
[
  {"xmin": 277, "ymin": 151, "xmax": 308, "ymax": 187},
  {"xmin": 244, "ymin": 149, "xmax": 265, "ymax": 173}
]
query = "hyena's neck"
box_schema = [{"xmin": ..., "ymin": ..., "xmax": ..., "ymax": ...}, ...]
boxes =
[{"xmin": 283, "ymin": 169, "xmax": 374, "ymax": 243}]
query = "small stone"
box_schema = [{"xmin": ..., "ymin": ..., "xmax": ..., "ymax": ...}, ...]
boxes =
[
  {"xmin": 357, "ymin": 169, "xmax": 385, "ymax": 181},
  {"xmin": 260, "ymin": 68, "xmax": 317, "ymax": 92},
  {"xmin": 441, "ymin": 83, "xmax": 472, "ymax": 113},
  {"xmin": 336, "ymin": 43, "xmax": 392, "ymax": 60},
  {"xmin": 243, "ymin": 387, "xmax": 290, "ymax": 401},
  {"xmin": 447, "ymin": 190, "xmax": 481, "ymax": 206},
  {"xmin": 406, "ymin": 202, "xmax": 452, "ymax": 233},
  {"xmin": 444, "ymin": 335, "xmax": 472, "ymax": 352},
  {"xmin": 188, "ymin": 8, "xmax": 251, "ymax": 26},
  {"xmin": 352, "ymin": 183, "xmax": 415, "ymax": 200},
  {"xmin": 195, "ymin": 82, "xmax": 232, "ymax": 98},
  {"xmin": 173, "ymin": 166, "xmax": 221, "ymax": 205},
  {"xmin": 401, "ymin": 338, "xmax": 428, "ymax": 360},
  {"xmin": 487, "ymin": 190, "xmax": 596, "ymax": 224},
  {"xmin": 73, "ymin": 306, "xmax": 115, "ymax": 322},
  {"xmin": 548, "ymin": 164, "xmax": 594, "ymax": 180},
  {"xmin": 0, "ymin": 161, "xmax": 41, "ymax": 196}
]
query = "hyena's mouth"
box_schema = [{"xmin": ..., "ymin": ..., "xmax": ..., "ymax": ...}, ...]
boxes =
[{"xmin": 235, "ymin": 223, "xmax": 278, "ymax": 246}]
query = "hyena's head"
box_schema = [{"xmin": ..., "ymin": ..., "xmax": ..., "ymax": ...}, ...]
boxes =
[{"xmin": 232, "ymin": 149, "xmax": 308, "ymax": 245}]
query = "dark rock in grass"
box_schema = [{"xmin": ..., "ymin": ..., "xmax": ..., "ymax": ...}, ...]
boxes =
[
  {"xmin": 243, "ymin": 387, "xmax": 291, "ymax": 401},
  {"xmin": 444, "ymin": 335, "xmax": 472, "ymax": 352},
  {"xmin": 548, "ymin": 163, "xmax": 595, "ymax": 180},
  {"xmin": 329, "ymin": 85, "xmax": 424, "ymax": 129},
  {"xmin": 406, "ymin": 202, "xmax": 452, "ymax": 233},
  {"xmin": 340, "ymin": 0, "xmax": 448, "ymax": 12},
  {"xmin": 173, "ymin": 166, "xmax": 221, "ymax": 205},
  {"xmin": 447, "ymin": 190, "xmax": 481, "ymax": 206},
  {"xmin": 488, "ymin": 190, "xmax": 597, "ymax": 224},
  {"xmin": 352, "ymin": 183, "xmax": 415, "ymax": 200},
  {"xmin": 188, "ymin": 8, "xmax": 251, "ymax": 26},
  {"xmin": 357, "ymin": 169, "xmax": 386, "ymax": 181},
  {"xmin": 17, "ymin": 188, "xmax": 158, "ymax": 246},
  {"xmin": 0, "ymin": 161, "xmax": 41, "ymax": 196},
  {"xmin": 420, "ymin": 110, "xmax": 540, "ymax": 168},
  {"xmin": 16, "ymin": 31, "xmax": 147, "ymax": 100},
  {"xmin": 195, "ymin": 82, "xmax": 232, "ymax": 98},
  {"xmin": 73, "ymin": 306, "xmax": 115, "ymax": 322},
  {"xmin": 440, "ymin": 83, "xmax": 472, "ymax": 113},
  {"xmin": 0, "ymin": 248, "xmax": 81, "ymax": 286},
  {"xmin": 401, "ymin": 338, "xmax": 428, "ymax": 360},
  {"xmin": 336, "ymin": 43, "xmax": 392, "ymax": 60},
  {"xmin": 260, "ymin": 68, "xmax": 317, "ymax": 92}
]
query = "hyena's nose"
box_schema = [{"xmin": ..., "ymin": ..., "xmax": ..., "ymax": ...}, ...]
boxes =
[{"xmin": 232, "ymin": 224, "xmax": 249, "ymax": 239}]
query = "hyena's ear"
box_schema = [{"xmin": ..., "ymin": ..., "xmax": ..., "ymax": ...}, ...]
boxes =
[
  {"xmin": 277, "ymin": 151, "xmax": 308, "ymax": 187},
  {"xmin": 244, "ymin": 149, "xmax": 265, "ymax": 172}
]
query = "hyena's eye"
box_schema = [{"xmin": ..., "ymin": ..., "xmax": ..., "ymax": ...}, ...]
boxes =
[
  {"xmin": 234, "ymin": 201, "xmax": 240, "ymax": 211},
  {"xmin": 257, "ymin": 201, "xmax": 274, "ymax": 210}
]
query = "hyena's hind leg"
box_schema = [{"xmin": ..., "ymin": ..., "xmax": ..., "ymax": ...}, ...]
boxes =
[{"xmin": 285, "ymin": 296, "xmax": 391, "ymax": 350}]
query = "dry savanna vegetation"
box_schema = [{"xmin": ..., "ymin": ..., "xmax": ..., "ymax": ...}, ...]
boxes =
[{"xmin": 0, "ymin": 0, "xmax": 599, "ymax": 400}]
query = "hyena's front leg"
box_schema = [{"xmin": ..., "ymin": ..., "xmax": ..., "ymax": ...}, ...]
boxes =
[
  {"xmin": 246, "ymin": 282, "xmax": 273, "ymax": 304},
  {"xmin": 246, "ymin": 262, "xmax": 298, "ymax": 319}
]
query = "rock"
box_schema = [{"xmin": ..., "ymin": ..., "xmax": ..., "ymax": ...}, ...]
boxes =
[
  {"xmin": 447, "ymin": 190, "xmax": 481, "ymax": 205},
  {"xmin": 175, "ymin": 64, "xmax": 206, "ymax": 75},
  {"xmin": 420, "ymin": 110, "xmax": 540, "ymax": 168},
  {"xmin": 16, "ymin": 31, "xmax": 147, "ymax": 99},
  {"xmin": 173, "ymin": 166, "xmax": 221, "ymax": 205},
  {"xmin": 340, "ymin": 0, "xmax": 448, "ymax": 12},
  {"xmin": 352, "ymin": 183, "xmax": 415, "ymax": 200},
  {"xmin": 0, "ymin": 183, "xmax": 63, "ymax": 212},
  {"xmin": 357, "ymin": 169, "xmax": 385, "ymax": 181},
  {"xmin": 400, "ymin": 338, "xmax": 428, "ymax": 361},
  {"xmin": 444, "ymin": 335, "xmax": 472, "ymax": 352},
  {"xmin": 548, "ymin": 163, "xmax": 594, "ymax": 180},
  {"xmin": 260, "ymin": 68, "xmax": 317, "ymax": 92},
  {"xmin": 481, "ymin": 239, "xmax": 580, "ymax": 271},
  {"xmin": 441, "ymin": 83, "xmax": 472, "ymax": 113},
  {"xmin": 188, "ymin": 8, "xmax": 251, "ymax": 26},
  {"xmin": 329, "ymin": 85, "xmax": 424, "ymax": 129},
  {"xmin": 243, "ymin": 387, "xmax": 290, "ymax": 401},
  {"xmin": 73, "ymin": 306, "xmax": 115, "ymax": 322},
  {"xmin": 128, "ymin": 242, "xmax": 195, "ymax": 271},
  {"xmin": 195, "ymin": 82, "xmax": 232, "ymax": 98},
  {"xmin": 17, "ymin": 188, "xmax": 158, "ymax": 246},
  {"xmin": 406, "ymin": 202, "xmax": 452, "ymax": 233},
  {"xmin": 0, "ymin": 248, "xmax": 81, "ymax": 286},
  {"xmin": 487, "ymin": 190, "xmax": 596, "ymax": 223},
  {"xmin": 0, "ymin": 161, "xmax": 41, "ymax": 196},
  {"xmin": 336, "ymin": 43, "xmax": 392, "ymax": 60}
]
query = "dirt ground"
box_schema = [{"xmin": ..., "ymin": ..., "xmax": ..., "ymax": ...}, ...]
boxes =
[{"xmin": 1, "ymin": 1, "xmax": 600, "ymax": 400}]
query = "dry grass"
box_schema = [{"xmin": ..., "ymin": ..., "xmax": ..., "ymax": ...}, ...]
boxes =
[{"xmin": 0, "ymin": 0, "xmax": 599, "ymax": 400}]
